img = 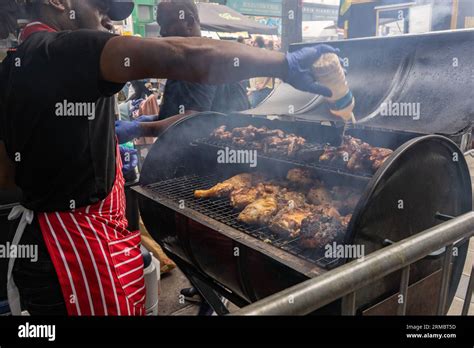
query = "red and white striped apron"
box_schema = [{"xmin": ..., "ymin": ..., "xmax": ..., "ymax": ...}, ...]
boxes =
[
  {"xmin": 7, "ymin": 23, "xmax": 146, "ymax": 316},
  {"xmin": 36, "ymin": 147, "xmax": 146, "ymax": 316}
]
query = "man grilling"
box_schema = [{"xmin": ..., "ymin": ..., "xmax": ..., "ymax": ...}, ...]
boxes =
[{"xmin": 0, "ymin": 0, "xmax": 336, "ymax": 316}]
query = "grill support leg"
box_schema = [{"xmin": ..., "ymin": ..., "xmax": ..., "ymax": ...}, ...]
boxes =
[
  {"xmin": 437, "ymin": 244, "xmax": 454, "ymax": 315},
  {"xmin": 341, "ymin": 292, "xmax": 356, "ymax": 315},
  {"xmin": 187, "ymin": 274, "xmax": 230, "ymax": 316},
  {"xmin": 397, "ymin": 265, "xmax": 410, "ymax": 315},
  {"xmin": 462, "ymin": 263, "xmax": 474, "ymax": 315}
]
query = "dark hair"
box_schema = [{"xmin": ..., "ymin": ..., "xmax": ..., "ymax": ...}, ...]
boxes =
[
  {"xmin": 254, "ymin": 36, "xmax": 265, "ymax": 49},
  {"xmin": 157, "ymin": 0, "xmax": 200, "ymax": 23},
  {"xmin": 237, "ymin": 36, "xmax": 245, "ymax": 44}
]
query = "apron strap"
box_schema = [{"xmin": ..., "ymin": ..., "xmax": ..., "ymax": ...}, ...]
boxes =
[{"xmin": 7, "ymin": 206, "xmax": 34, "ymax": 315}]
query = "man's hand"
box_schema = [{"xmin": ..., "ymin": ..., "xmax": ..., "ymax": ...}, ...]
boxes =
[
  {"xmin": 285, "ymin": 44, "xmax": 339, "ymax": 96},
  {"xmin": 119, "ymin": 146, "xmax": 138, "ymax": 175},
  {"xmin": 101, "ymin": 36, "xmax": 335, "ymax": 95},
  {"xmin": 115, "ymin": 120, "xmax": 141, "ymax": 144}
]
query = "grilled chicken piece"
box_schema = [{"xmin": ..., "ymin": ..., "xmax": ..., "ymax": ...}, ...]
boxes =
[
  {"xmin": 232, "ymin": 137, "xmax": 247, "ymax": 147},
  {"xmin": 269, "ymin": 206, "xmax": 314, "ymax": 239},
  {"xmin": 319, "ymin": 145, "xmax": 337, "ymax": 163},
  {"xmin": 211, "ymin": 125, "xmax": 233, "ymax": 141},
  {"xmin": 307, "ymin": 187, "xmax": 332, "ymax": 205},
  {"xmin": 238, "ymin": 196, "xmax": 279, "ymax": 225},
  {"xmin": 347, "ymin": 143, "xmax": 371, "ymax": 172},
  {"xmin": 276, "ymin": 190, "xmax": 307, "ymax": 209},
  {"xmin": 261, "ymin": 128, "xmax": 285, "ymax": 138},
  {"xmin": 232, "ymin": 126, "xmax": 259, "ymax": 140},
  {"xmin": 313, "ymin": 204, "xmax": 341, "ymax": 219},
  {"xmin": 369, "ymin": 147, "xmax": 393, "ymax": 171},
  {"xmin": 230, "ymin": 179, "xmax": 284, "ymax": 210},
  {"xmin": 284, "ymin": 134, "xmax": 306, "ymax": 156},
  {"xmin": 286, "ymin": 168, "xmax": 314, "ymax": 188},
  {"xmin": 194, "ymin": 173, "xmax": 254, "ymax": 199},
  {"xmin": 320, "ymin": 136, "xmax": 393, "ymax": 174},
  {"xmin": 230, "ymin": 187, "xmax": 261, "ymax": 210},
  {"xmin": 299, "ymin": 214, "xmax": 346, "ymax": 249},
  {"xmin": 262, "ymin": 134, "xmax": 306, "ymax": 157}
]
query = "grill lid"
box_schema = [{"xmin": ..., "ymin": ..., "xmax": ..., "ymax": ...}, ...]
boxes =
[{"xmin": 240, "ymin": 30, "xmax": 474, "ymax": 135}]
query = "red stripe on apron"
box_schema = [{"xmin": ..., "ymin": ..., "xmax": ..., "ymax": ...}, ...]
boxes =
[{"xmin": 37, "ymin": 147, "xmax": 146, "ymax": 316}]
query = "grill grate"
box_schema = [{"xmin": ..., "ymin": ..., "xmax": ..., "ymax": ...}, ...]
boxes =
[
  {"xmin": 193, "ymin": 137, "xmax": 374, "ymax": 181},
  {"xmin": 146, "ymin": 174, "xmax": 343, "ymax": 269}
]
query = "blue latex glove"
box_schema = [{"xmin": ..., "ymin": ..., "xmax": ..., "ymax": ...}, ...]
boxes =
[
  {"xmin": 119, "ymin": 146, "xmax": 138, "ymax": 175},
  {"xmin": 285, "ymin": 44, "xmax": 340, "ymax": 97},
  {"xmin": 115, "ymin": 120, "xmax": 141, "ymax": 144}
]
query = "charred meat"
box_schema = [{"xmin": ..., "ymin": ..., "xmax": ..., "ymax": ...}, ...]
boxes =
[
  {"xmin": 286, "ymin": 168, "xmax": 314, "ymax": 189},
  {"xmin": 319, "ymin": 136, "xmax": 393, "ymax": 174},
  {"xmin": 209, "ymin": 125, "xmax": 306, "ymax": 157},
  {"xmin": 307, "ymin": 186, "xmax": 332, "ymax": 206},
  {"xmin": 269, "ymin": 205, "xmax": 314, "ymax": 239},
  {"xmin": 299, "ymin": 214, "xmax": 346, "ymax": 250}
]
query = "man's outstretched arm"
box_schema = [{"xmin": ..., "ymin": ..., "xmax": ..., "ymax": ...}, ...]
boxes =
[
  {"xmin": 101, "ymin": 36, "xmax": 288, "ymax": 85},
  {"xmin": 101, "ymin": 37, "xmax": 337, "ymax": 96}
]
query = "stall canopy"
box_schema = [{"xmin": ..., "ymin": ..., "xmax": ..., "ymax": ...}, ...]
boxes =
[
  {"xmin": 197, "ymin": 3, "xmax": 277, "ymax": 35},
  {"xmin": 146, "ymin": 3, "xmax": 278, "ymax": 37}
]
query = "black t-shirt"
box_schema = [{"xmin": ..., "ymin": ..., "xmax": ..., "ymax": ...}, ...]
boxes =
[
  {"xmin": 158, "ymin": 80, "xmax": 250, "ymax": 120},
  {"xmin": 0, "ymin": 30, "xmax": 123, "ymax": 212}
]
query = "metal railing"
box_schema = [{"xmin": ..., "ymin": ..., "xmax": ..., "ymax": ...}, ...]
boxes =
[{"xmin": 232, "ymin": 212, "xmax": 474, "ymax": 316}]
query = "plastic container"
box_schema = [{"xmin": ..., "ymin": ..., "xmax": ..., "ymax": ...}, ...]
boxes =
[
  {"xmin": 144, "ymin": 253, "xmax": 160, "ymax": 316},
  {"xmin": 313, "ymin": 53, "xmax": 356, "ymax": 123}
]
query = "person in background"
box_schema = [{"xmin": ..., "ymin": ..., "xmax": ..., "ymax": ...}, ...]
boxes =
[
  {"xmin": 115, "ymin": 0, "xmax": 251, "ymax": 142},
  {"xmin": 156, "ymin": 0, "xmax": 250, "ymax": 120}
]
